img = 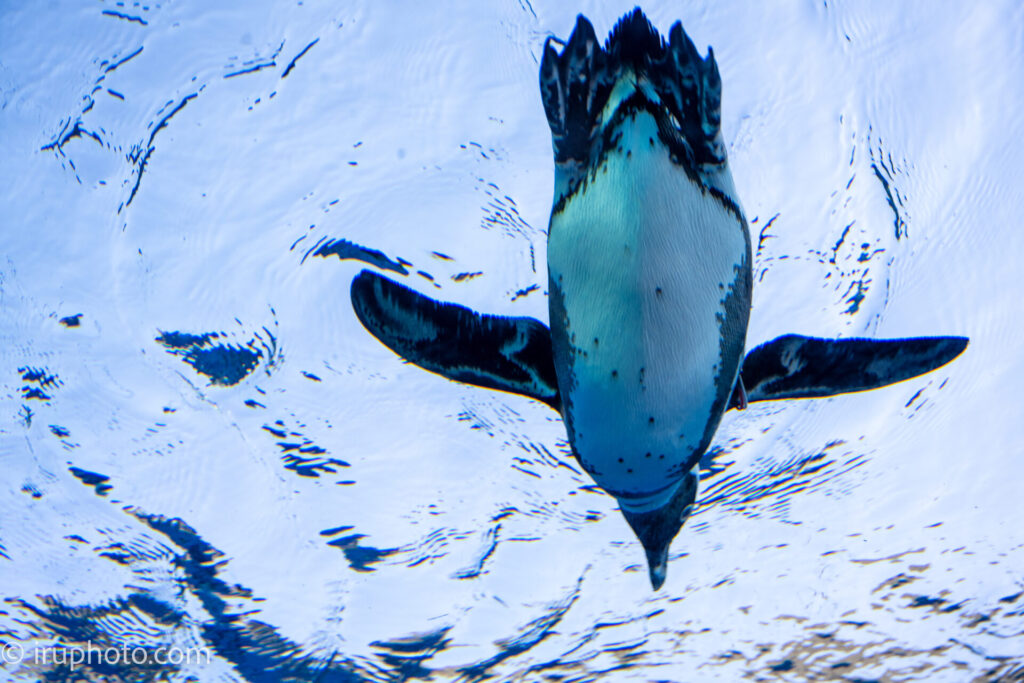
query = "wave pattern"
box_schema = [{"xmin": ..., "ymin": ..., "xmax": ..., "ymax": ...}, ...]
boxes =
[{"xmin": 2, "ymin": 1, "xmax": 1022, "ymax": 681}]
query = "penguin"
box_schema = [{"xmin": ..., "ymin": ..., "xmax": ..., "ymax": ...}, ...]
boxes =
[
  {"xmin": 541, "ymin": 9, "xmax": 752, "ymax": 591},
  {"xmin": 346, "ymin": 9, "xmax": 968, "ymax": 590}
]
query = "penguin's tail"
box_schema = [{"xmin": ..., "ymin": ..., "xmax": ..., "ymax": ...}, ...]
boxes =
[{"xmin": 539, "ymin": 9, "xmax": 725, "ymax": 170}]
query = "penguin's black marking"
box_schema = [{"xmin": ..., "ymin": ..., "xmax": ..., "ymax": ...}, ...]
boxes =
[{"xmin": 348, "ymin": 9, "xmax": 969, "ymax": 590}]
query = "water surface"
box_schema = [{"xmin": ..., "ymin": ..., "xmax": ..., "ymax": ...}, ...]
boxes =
[{"xmin": 2, "ymin": 1, "xmax": 1023, "ymax": 680}]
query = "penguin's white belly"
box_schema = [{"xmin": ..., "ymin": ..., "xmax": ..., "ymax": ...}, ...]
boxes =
[{"xmin": 548, "ymin": 113, "xmax": 747, "ymax": 501}]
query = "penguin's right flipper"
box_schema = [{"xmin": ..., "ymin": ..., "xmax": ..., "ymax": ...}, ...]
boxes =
[
  {"xmin": 733, "ymin": 334, "xmax": 969, "ymax": 406},
  {"xmin": 350, "ymin": 269, "xmax": 561, "ymax": 410}
]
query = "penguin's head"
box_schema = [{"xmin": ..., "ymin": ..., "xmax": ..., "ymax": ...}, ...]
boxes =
[{"xmin": 618, "ymin": 471, "xmax": 699, "ymax": 590}]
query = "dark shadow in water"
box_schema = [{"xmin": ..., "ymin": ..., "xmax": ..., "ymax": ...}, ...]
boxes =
[{"xmin": 156, "ymin": 329, "xmax": 276, "ymax": 386}]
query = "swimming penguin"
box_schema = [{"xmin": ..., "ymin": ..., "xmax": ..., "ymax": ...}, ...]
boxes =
[{"xmin": 347, "ymin": 9, "xmax": 968, "ymax": 590}]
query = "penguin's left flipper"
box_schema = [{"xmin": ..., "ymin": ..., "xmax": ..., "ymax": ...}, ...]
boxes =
[
  {"xmin": 350, "ymin": 269, "xmax": 561, "ymax": 410},
  {"xmin": 730, "ymin": 334, "xmax": 969, "ymax": 407}
]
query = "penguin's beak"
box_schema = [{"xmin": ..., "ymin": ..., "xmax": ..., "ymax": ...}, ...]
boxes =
[
  {"xmin": 618, "ymin": 472, "xmax": 698, "ymax": 590},
  {"xmin": 645, "ymin": 544, "xmax": 670, "ymax": 591}
]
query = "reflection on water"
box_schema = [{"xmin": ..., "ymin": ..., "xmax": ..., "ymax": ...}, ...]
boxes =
[{"xmin": 2, "ymin": 1, "xmax": 1023, "ymax": 681}]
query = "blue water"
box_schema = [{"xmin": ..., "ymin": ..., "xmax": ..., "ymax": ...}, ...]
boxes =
[{"xmin": 2, "ymin": 1, "xmax": 1023, "ymax": 681}]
